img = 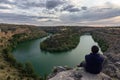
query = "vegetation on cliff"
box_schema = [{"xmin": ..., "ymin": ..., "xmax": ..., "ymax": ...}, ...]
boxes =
[
  {"xmin": 2, "ymin": 51, "xmax": 39, "ymax": 78},
  {"xmin": 40, "ymin": 31, "xmax": 80, "ymax": 52},
  {"xmin": 0, "ymin": 25, "xmax": 48, "ymax": 79},
  {"xmin": 4, "ymin": 28, "xmax": 47, "ymax": 52},
  {"xmin": 92, "ymin": 33, "xmax": 109, "ymax": 52}
]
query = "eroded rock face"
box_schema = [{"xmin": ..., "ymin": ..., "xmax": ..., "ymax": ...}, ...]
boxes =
[
  {"xmin": 48, "ymin": 66, "xmax": 111, "ymax": 80},
  {"xmin": 102, "ymin": 59, "xmax": 120, "ymax": 79}
]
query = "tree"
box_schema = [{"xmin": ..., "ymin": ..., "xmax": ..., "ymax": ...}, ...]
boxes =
[{"xmin": 25, "ymin": 62, "xmax": 34, "ymax": 74}]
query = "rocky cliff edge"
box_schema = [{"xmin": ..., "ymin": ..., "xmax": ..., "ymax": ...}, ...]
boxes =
[{"xmin": 48, "ymin": 66, "xmax": 112, "ymax": 80}]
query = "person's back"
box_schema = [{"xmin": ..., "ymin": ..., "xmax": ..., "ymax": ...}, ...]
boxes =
[
  {"xmin": 77, "ymin": 45, "xmax": 105, "ymax": 74},
  {"xmin": 85, "ymin": 53, "xmax": 104, "ymax": 74},
  {"xmin": 85, "ymin": 45, "xmax": 104, "ymax": 74}
]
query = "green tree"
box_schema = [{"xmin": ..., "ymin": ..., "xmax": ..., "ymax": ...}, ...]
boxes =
[{"xmin": 25, "ymin": 62, "xmax": 34, "ymax": 74}]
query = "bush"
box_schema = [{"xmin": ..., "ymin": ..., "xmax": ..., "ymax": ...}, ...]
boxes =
[
  {"xmin": 6, "ymin": 53, "xmax": 17, "ymax": 65},
  {"xmin": 2, "ymin": 48, "xmax": 9, "ymax": 54},
  {"xmin": 24, "ymin": 62, "xmax": 34, "ymax": 74}
]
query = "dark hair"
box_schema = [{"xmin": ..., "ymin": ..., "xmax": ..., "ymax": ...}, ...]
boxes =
[{"xmin": 91, "ymin": 45, "xmax": 99, "ymax": 53}]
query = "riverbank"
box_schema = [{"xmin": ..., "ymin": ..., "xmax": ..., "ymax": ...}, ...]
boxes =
[
  {"xmin": 40, "ymin": 28, "xmax": 80, "ymax": 52},
  {"xmin": 92, "ymin": 33, "xmax": 109, "ymax": 52},
  {"xmin": 0, "ymin": 24, "xmax": 48, "ymax": 80}
]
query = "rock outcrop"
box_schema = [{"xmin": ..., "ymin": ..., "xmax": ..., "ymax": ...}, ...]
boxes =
[{"xmin": 48, "ymin": 66, "xmax": 111, "ymax": 80}]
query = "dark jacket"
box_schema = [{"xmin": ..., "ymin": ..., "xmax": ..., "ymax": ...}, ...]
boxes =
[{"xmin": 85, "ymin": 53, "xmax": 104, "ymax": 74}]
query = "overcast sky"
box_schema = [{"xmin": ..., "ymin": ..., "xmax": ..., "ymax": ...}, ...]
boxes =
[{"xmin": 0, "ymin": 0, "xmax": 120, "ymax": 26}]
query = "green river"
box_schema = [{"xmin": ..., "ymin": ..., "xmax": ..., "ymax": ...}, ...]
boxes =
[{"xmin": 13, "ymin": 35, "xmax": 102, "ymax": 76}]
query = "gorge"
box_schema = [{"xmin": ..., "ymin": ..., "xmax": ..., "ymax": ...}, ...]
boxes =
[
  {"xmin": 12, "ymin": 35, "xmax": 102, "ymax": 76},
  {"xmin": 1, "ymin": 25, "xmax": 120, "ymax": 80}
]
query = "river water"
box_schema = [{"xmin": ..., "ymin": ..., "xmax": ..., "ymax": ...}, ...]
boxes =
[{"xmin": 13, "ymin": 35, "xmax": 102, "ymax": 76}]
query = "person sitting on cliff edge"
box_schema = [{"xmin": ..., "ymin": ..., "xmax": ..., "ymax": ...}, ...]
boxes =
[{"xmin": 77, "ymin": 45, "xmax": 105, "ymax": 74}]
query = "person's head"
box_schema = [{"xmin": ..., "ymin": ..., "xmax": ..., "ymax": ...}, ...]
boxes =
[{"xmin": 91, "ymin": 45, "xmax": 99, "ymax": 53}]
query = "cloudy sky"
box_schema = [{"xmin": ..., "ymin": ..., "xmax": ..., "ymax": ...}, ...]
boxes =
[{"xmin": 0, "ymin": 0, "xmax": 120, "ymax": 26}]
